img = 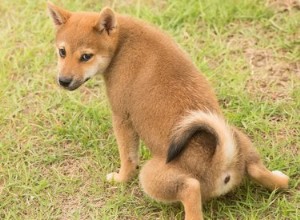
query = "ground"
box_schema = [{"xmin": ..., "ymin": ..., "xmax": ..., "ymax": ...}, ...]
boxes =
[{"xmin": 0, "ymin": 0, "xmax": 299, "ymax": 219}]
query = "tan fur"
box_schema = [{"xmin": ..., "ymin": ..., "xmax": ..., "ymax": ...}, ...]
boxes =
[{"xmin": 48, "ymin": 2, "xmax": 289, "ymax": 219}]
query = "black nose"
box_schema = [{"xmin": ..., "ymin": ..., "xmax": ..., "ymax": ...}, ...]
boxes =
[{"xmin": 58, "ymin": 77, "xmax": 72, "ymax": 87}]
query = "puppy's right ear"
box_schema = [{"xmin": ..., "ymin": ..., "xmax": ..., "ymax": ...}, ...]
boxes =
[
  {"xmin": 47, "ymin": 1, "xmax": 71, "ymax": 27},
  {"xmin": 94, "ymin": 7, "xmax": 117, "ymax": 35}
]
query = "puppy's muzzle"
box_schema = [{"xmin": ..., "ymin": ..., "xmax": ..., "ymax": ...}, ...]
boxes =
[{"xmin": 58, "ymin": 77, "xmax": 72, "ymax": 88}]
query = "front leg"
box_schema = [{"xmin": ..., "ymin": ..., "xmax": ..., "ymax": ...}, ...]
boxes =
[{"xmin": 107, "ymin": 114, "xmax": 140, "ymax": 183}]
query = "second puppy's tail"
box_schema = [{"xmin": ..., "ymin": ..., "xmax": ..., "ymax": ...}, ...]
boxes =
[{"xmin": 166, "ymin": 110, "xmax": 236, "ymax": 164}]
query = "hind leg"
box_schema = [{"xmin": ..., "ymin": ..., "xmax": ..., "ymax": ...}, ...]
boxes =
[
  {"xmin": 235, "ymin": 128, "xmax": 289, "ymax": 190},
  {"xmin": 247, "ymin": 162, "xmax": 289, "ymax": 190},
  {"xmin": 140, "ymin": 158, "xmax": 203, "ymax": 220}
]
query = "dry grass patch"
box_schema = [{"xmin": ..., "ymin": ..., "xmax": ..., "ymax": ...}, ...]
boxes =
[
  {"xmin": 245, "ymin": 48, "xmax": 300, "ymax": 101},
  {"xmin": 266, "ymin": 0, "xmax": 300, "ymax": 12}
]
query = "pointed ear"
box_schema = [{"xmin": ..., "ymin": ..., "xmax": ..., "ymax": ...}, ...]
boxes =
[
  {"xmin": 94, "ymin": 7, "xmax": 117, "ymax": 34},
  {"xmin": 47, "ymin": 1, "xmax": 71, "ymax": 27}
]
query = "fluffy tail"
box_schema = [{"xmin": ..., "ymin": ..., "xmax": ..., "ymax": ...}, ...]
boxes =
[{"xmin": 166, "ymin": 111, "xmax": 236, "ymax": 163}]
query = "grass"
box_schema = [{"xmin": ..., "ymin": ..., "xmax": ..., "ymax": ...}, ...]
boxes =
[{"xmin": 0, "ymin": 0, "xmax": 299, "ymax": 219}]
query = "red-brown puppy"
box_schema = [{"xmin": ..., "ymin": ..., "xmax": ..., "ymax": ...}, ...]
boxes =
[{"xmin": 48, "ymin": 2, "xmax": 289, "ymax": 219}]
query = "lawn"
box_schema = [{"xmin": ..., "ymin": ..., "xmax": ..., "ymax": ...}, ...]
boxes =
[{"xmin": 0, "ymin": 0, "xmax": 299, "ymax": 219}]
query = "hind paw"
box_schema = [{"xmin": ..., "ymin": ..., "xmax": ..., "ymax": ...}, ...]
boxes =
[{"xmin": 272, "ymin": 170, "xmax": 289, "ymax": 189}]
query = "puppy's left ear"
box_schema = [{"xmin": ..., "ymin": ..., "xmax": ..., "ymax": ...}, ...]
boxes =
[
  {"xmin": 94, "ymin": 7, "xmax": 117, "ymax": 35},
  {"xmin": 47, "ymin": 1, "xmax": 71, "ymax": 27}
]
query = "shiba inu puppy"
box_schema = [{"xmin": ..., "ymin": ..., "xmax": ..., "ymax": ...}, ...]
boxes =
[{"xmin": 47, "ymin": 2, "xmax": 289, "ymax": 219}]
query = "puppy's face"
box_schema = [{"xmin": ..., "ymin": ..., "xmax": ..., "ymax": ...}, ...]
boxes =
[{"xmin": 48, "ymin": 2, "xmax": 118, "ymax": 90}]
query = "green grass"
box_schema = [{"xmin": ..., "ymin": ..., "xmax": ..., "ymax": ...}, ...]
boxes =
[{"xmin": 0, "ymin": 0, "xmax": 299, "ymax": 219}]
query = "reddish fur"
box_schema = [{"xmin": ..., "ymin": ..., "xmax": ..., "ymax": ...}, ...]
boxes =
[{"xmin": 48, "ymin": 2, "xmax": 289, "ymax": 219}]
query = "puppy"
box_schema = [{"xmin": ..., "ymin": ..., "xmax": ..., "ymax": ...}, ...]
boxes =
[{"xmin": 47, "ymin": 2, "xmax": 289, "ymax": 219}]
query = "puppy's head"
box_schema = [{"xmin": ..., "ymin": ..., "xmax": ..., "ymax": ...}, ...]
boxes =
[{"xmin": 47, "ymin": 2, "xmax": 118, "ymax": 90}]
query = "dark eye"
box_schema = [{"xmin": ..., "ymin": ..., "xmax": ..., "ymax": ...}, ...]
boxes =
[
  {"xmin": 80, "ymin": 54, "xmax": 93, "ymax": 62},
  {"xmin": 59, "ymin": 48, "xmax": 66, "ymax": 58}
]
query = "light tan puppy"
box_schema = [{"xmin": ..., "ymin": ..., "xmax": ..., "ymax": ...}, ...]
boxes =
[{"xmin": 48, "ymin": 2, "xmax": 289, "ymax": 219}]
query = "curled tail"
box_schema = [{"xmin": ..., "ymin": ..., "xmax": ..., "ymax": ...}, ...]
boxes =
[{"xmin": 166, "ymin": 111, "xmax": 236, "ymax": 163}]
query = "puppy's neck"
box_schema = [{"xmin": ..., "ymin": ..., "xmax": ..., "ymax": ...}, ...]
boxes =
[{"xmin": 103, "ymin": 15, "xmax": 148, "ymax": 81}]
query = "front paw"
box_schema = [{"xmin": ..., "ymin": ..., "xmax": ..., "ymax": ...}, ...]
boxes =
[{"xmin": 106, "ymin": 172, "xmax": 127, "ymax": 183}]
